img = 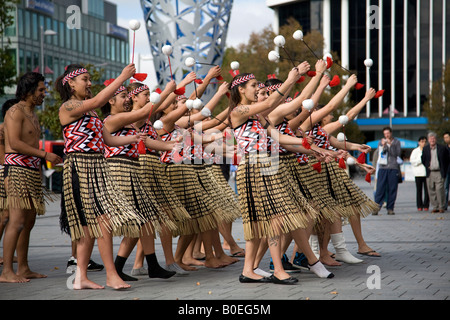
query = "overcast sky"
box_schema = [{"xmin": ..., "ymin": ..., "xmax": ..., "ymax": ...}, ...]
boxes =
[{"xmin": 109, "ymin": 0, "xmax": 274, "ymax": 87}]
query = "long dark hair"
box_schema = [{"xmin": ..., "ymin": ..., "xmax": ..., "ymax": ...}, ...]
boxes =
[
  {"xmin": 55, "ymin": 64, "xmax": 86, "ymax": 102},
  {"xmin": 2, "ymin": 98, "xmax": 19, "ymax": 119},
  {"xmin": 15, "ymin": 72, "xmax": 45, "ymax": 101},
  {"xmin": 227, "ymin": 73, "xmax": 254, "ymax": 127}
]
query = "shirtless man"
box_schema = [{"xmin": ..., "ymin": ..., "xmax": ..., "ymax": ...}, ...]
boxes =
[{"xmin": 0, "ymin": 72, "xmax": 61, "ymax": 283}]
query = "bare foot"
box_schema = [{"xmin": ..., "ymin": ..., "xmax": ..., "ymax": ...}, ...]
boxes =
[
  {"xmin": 19, "ymin": 270, "xmax": 47, "ymax": 279},
  {"xmin": 182, "ymin": 257, "xmax": 205, "ymax": 267},
  {"xmin": 106, "ymin": 275, "xmax": 131, "ymax": 290},
  {"xmin": 176, "ymin": 260, "xmax": 198, "ymax": 271},
  {"xmin": 320, "ymin": 255, "xmax": 342, "ymax": 266},
  {"xmin": 204, "ymin": 256, "xmax": 226, "ymax": 269},
  {"xmin": 73, "ymin": 279, "xmax": 104, "ymax": 290},
  {"xmin": 0, "ymin": 270, "xmax": 30, "ymax": 283},
  {"xmin": 217, "ymin": 254, "xmax": 238, "ymax": 266}
]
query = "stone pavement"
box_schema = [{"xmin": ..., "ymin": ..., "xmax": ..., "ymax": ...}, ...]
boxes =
[{"xmin": 0, "ymin": 179, "xmax": 449, "ymax": 303}]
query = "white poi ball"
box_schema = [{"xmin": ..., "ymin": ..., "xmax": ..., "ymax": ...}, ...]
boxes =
[
  {"xmin": 129, "ymin": 19, "xmax": 141, "ymax": 31},
  {"xmin": 185, "ymin": 57, "xmax": 196, "ymax": 68},
  {"xmin": 338, "ymin": 115, "xmax": 349, "ymax": 125},
  {"xmin": 193, "ymin": 98, "xmax": 203, "ymax": 110},
  {"xmin": 153, "ymin": 120, "xmax": 164, "ymax": 130},
  {"xmin": 185, "ymin": 99, "xmax": 194, "ymax": 110},
  {"xmin": 230, "ymin": 61, "xmax": 240, "ymax": 70},
  {"xmin": 293, "ymin": 30, "xmax": 304, "ymax": 41},
  {"xmin": 302, "ymin": 99, "xmax": 315, "ymax": 111},
  {"xmin": 162, "ymin": 45, "xmax": 173, "ymax": 55},
  {"xmin": 337, "ymin": 132, "xmax": 346, "ymax": 142},
  {"xmin": 201, "ymin": 107, "xmax": 212, "ymax": 118},
  {"xmin": 274, "ymin": 35, "xmax": 286, "ymax": 47},
  {"xmin": 364, "ymin": 58, "xmax": 373, "ymax": 68},
  {"xmin": 346, "ymin": 157, "xmax": 356, "ymax": 165},
  {"xmin": 268, "ymin": 50, "xmax": 280, "ymax": 62},
  {"xmin": 323, "ymin": 52, "xmax": 333, "ymax": 61},
  {"xmin": 150, "ymin": 92, "xmax": 161, "ymax": 104}
]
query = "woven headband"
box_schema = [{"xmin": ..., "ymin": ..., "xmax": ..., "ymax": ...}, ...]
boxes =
[
  {"xmin": 127, "ymin": 84, "xmax": 149, "ymax": 99},
  {"xmin": 62, "ymin": 68, "xmax": 88, "ymax": 85},
  {"xmin": 230, "ymin": 74, "xmax": 256, "ymax": 89},
  {"xmin": 258, "ymin": 83, "xmax": 266, "ymax": 89},
  {"xmin": 266, "ymin": 83, "xmax": 282, "ymax": 92},
  {"xmin": 114, "ymin": 86, "xmax": 127, "ymax": 96}
]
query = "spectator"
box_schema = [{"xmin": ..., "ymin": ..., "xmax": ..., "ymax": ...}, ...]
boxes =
[
  {"xmin": 443, "ymin": 132, "xmax": 450, "ymax": 210},
  {"xmin": 374, "ymin": 127, "xmax": 402, "ymax": 215},
  {"xmin": 421, "ymin": 132, "xmax": 450, "ymax": 213},
  {"xmin": 410, "ymin": 136, "xmax": 429, "ymax": 211}
]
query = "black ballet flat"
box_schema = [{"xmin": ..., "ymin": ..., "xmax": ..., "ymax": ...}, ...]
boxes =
[
  {"xmin": 272, "ymin": 275, "xmax": 298, "ymax": 285},
  {"xmin": 239, "ymin": 274, "xmax": 272, "ymax": 283}
]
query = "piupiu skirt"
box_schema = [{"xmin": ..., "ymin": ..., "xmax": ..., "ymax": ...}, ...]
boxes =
[
  {"xmin": 60, "ymin": 152, "xmax": 146, "ymax": 241},
  {"xmin": 138, "ymin": 153, "xmax": 190, "ymax": 235},
  {"xmin": 236, "ymin": 153, "xmax": 319, "ymax": 241},
  {"xmin": 205, "ymin": 164, "xmax": 241, "ymax": 221},
  {"xmin": 106, "ymin": 156, "xmax": 177, "ymax": 236},
  {"xmin": 282, "ymin": 154, "xmax": 346, "ymax": 223},
  {"xmin": 166, "ymin": 163, "xmax": 229, "ymax": 235},
  {"xmin": 0, "ymin": 167, "xmax": 7, "ymax": 213},
  {"xmin": 2, "ymin": 165, "xmax": 47, "ymax": 216},
  {"xmin": 324, "ymin": 159, "xmax": 380, "ymax": 217}
]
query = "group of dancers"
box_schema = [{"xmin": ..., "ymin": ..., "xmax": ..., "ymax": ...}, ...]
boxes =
[{"xmin": 0, "ymin": 56, "xmax": 381, "ymax": 288}]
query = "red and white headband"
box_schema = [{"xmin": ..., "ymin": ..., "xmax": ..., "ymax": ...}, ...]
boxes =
[
  {"xmin": 62, "ymin": 68, "xmax": 88, "ymax": 85},
  {"xmin": 230, "ymin": 74, "xmax": 255, "ymax": 89},
  {"xmin": 127, "ymin": 84, "xmax": 149, "ymax": 99},
  {"xmin": 266, "ymin": 83, "xmax": 282, "ymax": 92},
  {"xmin": 114, "ymin": 86, "xmax": 127, "ymax": 96}
]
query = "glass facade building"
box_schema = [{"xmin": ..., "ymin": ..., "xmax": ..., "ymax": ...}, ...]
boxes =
[
  {"xmin": 3, "ymin": 0, "xmax": 129, "ymax": 97},
  {"xmin": 267, "ymin": 0, "xmax": 449, "ymax": 142}
]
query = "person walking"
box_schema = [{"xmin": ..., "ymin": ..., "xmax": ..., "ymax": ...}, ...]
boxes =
[
  {"xmin": 374, "ymin": 127, "xmax": 402, "ymax": 215},
  {"xmin": 410, "ymin": 136, "xmax": 429, "ymax": 211},
  {"xmin": 443, "ymin": 132, "xmax": 450, "ymax": 210},
  {"xmin": 421, "ymin": 132, "xmax": 450, "ymax": 213}
]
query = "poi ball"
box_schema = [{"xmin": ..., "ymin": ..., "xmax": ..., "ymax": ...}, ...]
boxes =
[
  {"xmin": 323, "ymin": 52, "xmax": 333, "ymax": 61},
  {"xmin": 185, "ymin": 99, "xmax": 194, "ymax": 110},
  {"xmin": 293, "ymin": 30, "xmax": 304, "ymax": 41},
  {"xmin": 338, "ymin": 115, "xmax": 349, "ymax": 125},
  {"xmin": 185, "ymin": 57, "xmax": 196, "ymax": 68},
  {"xmin": 302, "ymin": 99, "xmax": 315, "ymax": 111},
  {"xmin": 150, "ymin": 92, "xmax": 161, "ymax": 104},
  {"xmin": 129, "ymin": 19, "xmax": 141, "ymax": 31},
  {"xmin": 337, "ymin": 132, "xmax": 346, "ymax": 142},
  {"xmin": 153, "ymin": 120, "xmax": 164, "ymax": 130},
  {"xmin": 347, "ymin": 157, "xmax": 356, "ymax": 165},
  {"xmin": 268, "ymin": 50, "xmax": 280, "ymax": 62},
  {"xmin": 193, "ymin": 98, "xmax": 203, "ymax": 110},
  {"xmin": 230, "ymin": 61, "xmax": 240, "ymax": 70},
  {"xmin": 162, "ymin": 45, "xmax": 173, "ymax": 55},
  {"xmin": 274, "ymin": 35, "xmax": 286, "ymax": 47},
  {"xmin": 201, "ymin": 107, "xmax": 212, "ymax": 117},
  {"xmin": 364, "ymin": 58, "xmax": 373, "ymax": 68}
]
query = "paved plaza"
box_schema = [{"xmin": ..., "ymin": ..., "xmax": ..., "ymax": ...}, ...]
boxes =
[{"xmin": 0, "ymin": 179, "xmax": 449, "ymax": 304}]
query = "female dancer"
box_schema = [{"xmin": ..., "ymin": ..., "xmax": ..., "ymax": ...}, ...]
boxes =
[
  {"xmin": 57, "ymin": 63, "xmax": 146, "ymax": 290},
  {"xmin": 101, "ymin": 80, "xmax": 182, "ymax": 280},
  {"xmin": 228, "ymin": 65, "xmax": 333, "ymax": 285}
]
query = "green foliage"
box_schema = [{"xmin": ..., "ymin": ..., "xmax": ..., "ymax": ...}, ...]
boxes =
[{"xmin": 423, "ymin": 59, "xmax": 450, "ymax": 139}]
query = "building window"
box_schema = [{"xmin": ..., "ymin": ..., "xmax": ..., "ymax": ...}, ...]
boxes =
[
  {"xmin": 59, "ymin": 21, "xmax": 65, "ymax": 47},
  {"xmin": 84, "ymin": 30, "xmax": 89, "ymax": 54},
  {"xmin": 26, "ymin": 51, "xmax": 31, "ymax": 72},
  {"xmin": 32, "ymin": 13, "xmax": 38, "ymax": 40},
  {"xmin": 19, "ymin": 49, "xmax": 24, "ymax": 74},
  {"xmin": 18, "ymin": 9, "xmax": 23, "ymax": 37},
  {"xmin": 53, "ymin": 20, "xmax": 58, "ymax": 46},
  {"xmin": 24, "ymin": 11, "xmax": 30, "ymax": 39},
  {"xmin": 66, "ymin": 24, "xmax": 71, "ymax": 49},
  {"xmin": 89, "ymin": 31, "xmax": 94, "ymax": 56},
  {"xmin": 106, "ymin": 36, "xmax": 110, "ymax": 60},
  {"xmin": 5, "ymin": 7, "xmax": 16, "ymax": 37},
  {"xmin": 95, "ymin": 33, "xmax": 100, "ymax": 57}
]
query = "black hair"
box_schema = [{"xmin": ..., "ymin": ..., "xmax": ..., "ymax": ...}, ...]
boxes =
[
  {"xmin": 382, "ymin": 126, "xmax": 392, "ymax": 133},
  {"xmin": 418, "ymin": 136, "xmax": 427, "ymax": 141},
  {"xmin": 54, "ymin": 64, "xmax": 86, "ymax": 102},
  {"xmin": 2, "ymin": 98, "xmax": 19, "ymax": 119},
  {"xmin": 15, "ymin": 72, "xmax": 45, "ymax": 101},
  {"xmin": 264, "ymin": 78, "xmax": 283, "ymax": 87}
]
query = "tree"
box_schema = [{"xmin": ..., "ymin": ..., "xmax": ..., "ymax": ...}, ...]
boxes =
[
  {"xmin": 423, "ymin": 59, "xmax": 450, "ymax": 138},
  {"xmin": 0, "ymin": 0, "xmax": 19, "ymax": 96}
]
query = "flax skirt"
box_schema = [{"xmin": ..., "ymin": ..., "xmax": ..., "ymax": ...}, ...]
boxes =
[
  {"xmin": 2, "ymin": 165, "xmax": 46, "ymax": 216},
  {"xmin": 106, "ymin": 156, "xmax": 177, "ymax": 236},
  {"xmin": 0, "ymin": 167, "xmax": 6, "ymax": 214},
  {"xmin": 60, "ymin": 153, "xmax": 146, "ymax": 241},
  {"xmin": 308, "ymin": 157, "xmax": 379, "ymax": 218},
  {"xmin": 166, "ymin": 163, "xmax": 231, "ymax": 235},
  {"xmin": 138, "ymin": 153, "xmax": 190, "ymax": 235},
  {"xmin": 236, "ymin": 154, "xmax": 319, "ymax": 241}
]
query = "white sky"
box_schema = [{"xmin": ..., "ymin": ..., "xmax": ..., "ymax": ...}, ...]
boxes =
[{"xmin": 109, "ymin": 0, "xmax": 274, "ymax": 87}]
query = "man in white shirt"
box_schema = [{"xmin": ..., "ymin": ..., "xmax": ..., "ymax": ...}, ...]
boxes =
[{"xmin": 410, "ymin": 136, "xmax": 429, "ymax": 211}]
